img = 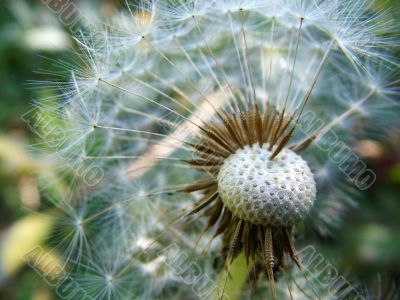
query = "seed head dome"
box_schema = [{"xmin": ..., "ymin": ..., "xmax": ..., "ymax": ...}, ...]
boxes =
[{"xmin": 218, "ymin": 144, "xmax": 316, "ymax": 227}]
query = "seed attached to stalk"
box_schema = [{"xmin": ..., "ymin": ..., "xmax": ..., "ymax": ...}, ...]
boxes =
[{"xmin": 175, "ymin": 102, "xmax": 317, "ymax": 299}]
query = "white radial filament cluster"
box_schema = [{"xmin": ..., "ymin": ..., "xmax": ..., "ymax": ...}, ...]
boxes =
[{"xmin": 218, "ymin": 144, "xmax": 316, "ymax": 227}]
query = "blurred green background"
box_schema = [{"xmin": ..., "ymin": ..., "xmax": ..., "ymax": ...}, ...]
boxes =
[{"xmin": 0, "ymin": 0, "xmax": 399, "ymax": 299}]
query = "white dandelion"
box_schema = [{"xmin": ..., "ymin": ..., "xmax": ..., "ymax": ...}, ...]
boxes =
[{"xmin": 31, "ymin": 0, "xmax": 400, "ymax": 299}]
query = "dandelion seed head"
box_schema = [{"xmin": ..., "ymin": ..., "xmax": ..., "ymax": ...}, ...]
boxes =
[
  {"xmin": 32, "ymin": 0, "xmax": 400, "ymax": 298},
  {"xmin": 218, "ymin": 144, "xmax": 316, "ymax": 226}
]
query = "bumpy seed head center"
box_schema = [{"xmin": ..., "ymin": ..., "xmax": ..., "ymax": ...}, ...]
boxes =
[{"xmin": 218, "ymin": 144, "xmax": 316, "ymax": 226}]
